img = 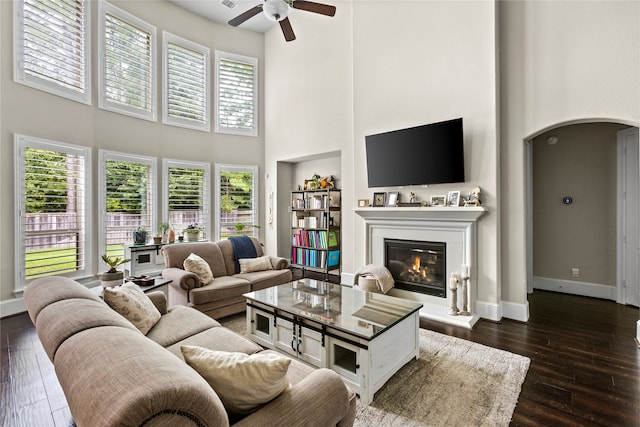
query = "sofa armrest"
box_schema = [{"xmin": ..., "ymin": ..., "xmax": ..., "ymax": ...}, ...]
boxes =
[
  {"xmin": 146, "ymin": 291, "xmax": 167, "ymax": 314},
  {"xmin": 269, "ymin": 256, "xmax": 290, "ymax": 270},
  {"xmin": 235, "ymin": 368, "xmax": 354, "ymax": 427},
  {"xmin": 162, "ymin": 267, "xmax": 199, "ymax": 292}
]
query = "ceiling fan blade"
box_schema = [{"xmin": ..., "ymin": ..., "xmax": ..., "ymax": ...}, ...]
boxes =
[
  {"xmin": 228, "ymin": 5, "xmax": 263, "ymax": 27},
  {"xmin": 279, "ymin": 17, "xmax": 296, "ymax": 42},
  {"xmin": 292, "ymin": 0, "xmax": 336, "ymax": 17}
]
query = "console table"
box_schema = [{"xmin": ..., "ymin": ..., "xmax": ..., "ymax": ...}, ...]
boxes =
[{"xmin": 243, "ymin": 279, "xmax": 423, "ymax": 404}]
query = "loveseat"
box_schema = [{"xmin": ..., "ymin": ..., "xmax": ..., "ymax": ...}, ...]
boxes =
[
  {"xmin": 161, "ymin": 238, "xmax": 292, "ymax": 319},
  {"xmin": 24, "ymin": 276, "xmax": 356, "ymax": 427}
]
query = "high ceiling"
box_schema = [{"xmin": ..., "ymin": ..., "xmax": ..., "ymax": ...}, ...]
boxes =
[{"xmin": 169, "ymin": 0, "xmax": 279, "ymax": 33}]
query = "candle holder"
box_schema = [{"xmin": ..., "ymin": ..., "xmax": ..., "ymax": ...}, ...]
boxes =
[
  {"xmin": 459, "ymin": 273, "xmax": 470, "ymax": 316},
  {"xmin": 448, "ymin": 273, "xmax": 459, "ymax": 316}
]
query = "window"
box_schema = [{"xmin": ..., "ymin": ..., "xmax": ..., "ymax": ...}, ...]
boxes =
[
  {"xmin": 163, "ymin": 160, "xmax": 210, "ymax": 239},
  {"xmin": 215, "ymin": 164, "xmax": 258, "ymax": 240},
  {"xmin": 163, "ymin": 32, "xmax": 210, "ymax": 131},
  {"xmin": 14, "ymin": 135, "xmax": 90, "ymax": 291},
  {"xmin": 99, "ymin": 1, "xmax": 156, "ymax": 121},
  {"xmin": 99, "ymin": 151, "xmax": 156, "ymax": 263},
  {"xmin": 215, "ymin": 51, "xmax": 258, "ymax": 137},
  {"xmin": 15, "ymin": 0, "xmax": 91, "ymax": 104}
]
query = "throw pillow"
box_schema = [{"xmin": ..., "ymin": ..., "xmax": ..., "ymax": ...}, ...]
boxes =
[
  {"xmin": 238, "ymin": 255, "xmax": 273, "ymax": 274},
  {"xmin": 181, "ymin": 345, "xmax": 291, "ymax": 415},
  {"xmin": 103, "ymin": 282, "xmax": 161, "ymax": 335},
  {"xmin": 183, "ymin": 253, "xmax": 214, "ymax": 285}
]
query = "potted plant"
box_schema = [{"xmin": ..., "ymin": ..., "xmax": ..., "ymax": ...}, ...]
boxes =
[
  {"xmin": 133, "ymin": 226, "xmax": 148, "ymax": 245},
  {"xmin": 234, "ymin": 223, "xmax": 260, "ymax": 235},
  {"xmin": 183, "ymin": 223, "xmax": 202, "ymax": 241},
  {"xmin": 100, "ymin": 254, "xmax": 130, "ymax": 288},
  {"xmin": 158, "ymin": 222, "xmax": 171, "ymax": 243}
]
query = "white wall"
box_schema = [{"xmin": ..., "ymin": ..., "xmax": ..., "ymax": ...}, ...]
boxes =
[
  {"xmin": 0, "ymin": 1, "xmax": 264, "ymax": 307},
  {"xmin": 499, "ymin": 0, "xmax": 640, "ymax": 309}
]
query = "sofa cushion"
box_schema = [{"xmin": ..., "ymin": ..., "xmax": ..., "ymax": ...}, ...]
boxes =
[
  {"xmin": 236, "ymin": 268, "xmax": 293, "ymax": 292},
  {"xmin": 239, "ymin": 255, "xmax": 273, "ymax": 273},
  {"xmin": 103, "ymin": 282, "xmax": 161, "ymax": 335},
  {"xmin": 165, "ymin": 325, "xmax": 262, "ymax": 359},
  {"xmin": 162, "ymin": 242, "xmax": 228, "ymax": 278},
  {"xmin": 190, "ymin": 276, "xmax": 251, "ymax": 306},
  {"xmin": 184, "ymin": 253, "xmax": 214, "ymax": 285},
  {"xmin": 181, "ymin": 345, "xmax": 291, "ymax": 415},
  {"xmin": 216, "ymin": 238, "xmax": 264, "ymax": 276},
  {"xmin": 146, "ymin": 305, "xmax": 220, "ymax": 347}
]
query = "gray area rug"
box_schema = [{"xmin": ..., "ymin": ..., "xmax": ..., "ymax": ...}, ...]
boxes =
[{"xmin": 219, "ymin": 314, "xmax": 530, "ymax": 427}]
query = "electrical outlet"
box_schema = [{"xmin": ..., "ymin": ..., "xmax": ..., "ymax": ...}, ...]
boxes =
[{"xmin": 571, "ymin": 267, "xmax": 580, "ymax": 277}]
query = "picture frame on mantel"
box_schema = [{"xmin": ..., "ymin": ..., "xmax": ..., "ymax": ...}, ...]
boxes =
[
  {"xmin": 373, "ymin": 192, "xmax": 386, "ymax": 207},
  {"xmin": 430, "ymin": 195, "xmax": 446, "ymax": 207},
  {"xmin": 386, "ymin": 192, "xmax": 399, "ymax": 207},
  {"xmin": 447, "ymin": 191, "xmax": 461, "ymax": 207}
]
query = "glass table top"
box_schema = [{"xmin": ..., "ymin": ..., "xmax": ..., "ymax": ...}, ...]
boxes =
[{"xmin": 244, "ymin": 279, "xmax": 423, "ymax": 340}]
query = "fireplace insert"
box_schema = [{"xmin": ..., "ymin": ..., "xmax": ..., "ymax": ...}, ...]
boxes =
[{"xmin": 384, "ymin": 238, "xmax": 446, "ymax": 297}]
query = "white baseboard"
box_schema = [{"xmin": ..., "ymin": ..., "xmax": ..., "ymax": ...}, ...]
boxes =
[
  {"xmin": 636, "ymin": 320, "xmax": 640, "ymax": 346},
  {"xmin": 0, "ymin": 297, "xmax": 27, "ymax": 318},
  {"xmin": 502, "ymin": 300, "xmax": 530, "ymax": 322},
  {"xmin": 341, "ymin": 272, "xmax": 355, "ymax": 286},
  {"xmin": 475, "ymin": 300, "xmax": 501, "ymax": 322},
  {"xmin": 533, "ymin": 276, "xmax": 616, "ymax": 300}
]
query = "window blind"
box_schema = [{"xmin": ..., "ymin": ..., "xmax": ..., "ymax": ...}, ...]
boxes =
[
  {"xmin": 18, "ymin": 0, "xmax": 89, "ymax": 102},
  {"xmin": 168, "ymin": 166, "xmax": 208, "ymax": 238},
  {"xmin": 104, "ymin": 12, "xmax": 153, "ymax": 112},
  {"xmin": 21, "ymin": 145, "xmax": 86, "ymax": 282},
  {"xmin": 105, "ymin": 159, "xmax": 153, "ymax": 259},
  {"xmin": 216, "ymin": 52, "xmax": 257, "ymax": 135},
  {"xmin": 217, "ymin": 167, "xmax": 257, "ymax": 239},
  {"xmin": 166, "ymin": 40, "xmax": 208, "ymax": 126}
]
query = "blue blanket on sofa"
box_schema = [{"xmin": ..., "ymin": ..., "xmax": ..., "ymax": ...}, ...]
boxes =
[{"xmin": 229, "ymin": 235, "xmax": 257, "ymax": 273}]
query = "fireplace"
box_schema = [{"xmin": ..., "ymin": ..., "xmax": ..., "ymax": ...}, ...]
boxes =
[{"xmin": 384, "ymin": 238, "xmax": 446, "ymax": 297}]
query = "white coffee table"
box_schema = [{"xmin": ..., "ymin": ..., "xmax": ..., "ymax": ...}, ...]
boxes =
[{"xmin": 244, "ymin": 279, "xmax": 423, "ymax": 404}]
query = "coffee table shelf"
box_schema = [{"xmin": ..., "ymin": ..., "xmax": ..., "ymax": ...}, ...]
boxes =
[{"xmin": 244, "ymin": 279, "xmax": 422, "ymax": 404}]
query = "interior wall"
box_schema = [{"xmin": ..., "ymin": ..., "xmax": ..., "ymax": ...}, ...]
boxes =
[
  {"xmin": 532, "ymin": 123, "xmax": 626, "ymax": 291},
  {"xmin": 0, "ymin": 1, "xmax": 265, "ymax": 304},
  {"xmin": 499, "ymin": 0, "xmax": 640, "ymax": 308}
]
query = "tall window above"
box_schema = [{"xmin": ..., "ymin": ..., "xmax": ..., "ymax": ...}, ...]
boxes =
[
  {"xmin": 215, "ymin": 164, "xmax": 258, "ymax": 240},
  {"xmin": 215, "ymin": 51, "xmax": 258, "ymax": 137},
  {"xmin": 164, "ymin": 160, "xmax": 210, "ymax": 240},
  {"xmin": 15, "ymin": 135, "xmax": 90, "ymax": 291},
  {"xmin": 99, "ymin": 1, "xmax": 156, "ymax": 121},
  {"xmin": 99, "ymin": 151, "xmax": 156, "ymax": 262},
  {"xmin": 15, "ymin": 0, "xmax": 91, "ymax": 104},
  {"xmin": 163, "ymin": 32, "xmax": 210, "ymax": 131}
]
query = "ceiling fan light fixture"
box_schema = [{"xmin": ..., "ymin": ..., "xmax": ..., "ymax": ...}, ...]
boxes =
[{"xmin": 263, "ymin": 0, "xmax": 289, "ymax": 22}]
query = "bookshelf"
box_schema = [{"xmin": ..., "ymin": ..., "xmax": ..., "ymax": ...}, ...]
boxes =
[{"xmin": 290, "ymin": 188, "xmax": 341, "ymax": 279}]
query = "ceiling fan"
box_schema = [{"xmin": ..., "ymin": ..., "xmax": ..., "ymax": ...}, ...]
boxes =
[{"xmin": 229, "ymin": 0, "xmax": 336, "ymax": 42}]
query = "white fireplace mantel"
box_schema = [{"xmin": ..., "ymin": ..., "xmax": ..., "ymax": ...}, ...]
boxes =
[{"xmin": 354, "ymin": 206, "xmax": 488, "ymax": 329}]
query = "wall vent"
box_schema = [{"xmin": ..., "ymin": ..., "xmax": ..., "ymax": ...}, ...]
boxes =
[{"xmin": 221, "ymin": 0, "xmax": 237, "ymax": 9}]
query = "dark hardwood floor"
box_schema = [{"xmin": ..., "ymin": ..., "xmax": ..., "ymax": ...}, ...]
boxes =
[{"xmin": 1, "ymin": 288, "xmax": 638, "ymax": 426}]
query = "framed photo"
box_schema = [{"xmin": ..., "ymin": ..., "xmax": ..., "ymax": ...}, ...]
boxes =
[
  {"xmin": 447, "ymin": 191, "xmax": 461, "ymax": 207},
  {"xmin": 358, "ymin": 199, "xmax": 370, "ymax": 207},
  {"xmin": 386, "ymin": 192, "xmax": 399, "ymax": 207},
  {"xmin": 430, "ymin": 195, "xmax": 446, "ymax": 207},
  {"xmin": 373, "ymin": 192, "xmax": 386, "ymax": 207}
]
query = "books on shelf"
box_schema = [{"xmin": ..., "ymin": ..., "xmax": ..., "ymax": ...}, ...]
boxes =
[
  {"xmin": 328, "ymin": 250, "xmax": 340, "ymax": 267},
  {"xmin": 292, "ymin": 230, "xmax": 334, "ymax": 249},
  {"xmin": 328, "ymin": 231, "xmax": 338, "ymax": 247}
]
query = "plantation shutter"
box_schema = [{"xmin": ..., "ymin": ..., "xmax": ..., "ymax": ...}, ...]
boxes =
[
  {"xmin": 167, "ymin": 165, "xmax": 208, "ymax": 239},
  {"xmin": 18, "ymin": 0, "xmax": 90, "ymax": 103},
  {"xmin": 104, "ymin": 159, "xmax": 153, "ymax": 259},
  {"xmin": 18, "ymin": 140, "xmax": 87, "ymax": 285},
  {"xmin": 166, "ymin": 39, "xmax": 209, "ymax": 127},
  {"xmin": 216, "ymin": 52, "xmax": 258, "ymax": 136},
  {"xmin": 103, "ymin": 11, "xmax": 153, "ymax": 113},
  {"xmin": 217, "ymin": 166, "xmax": 257, "ymax": 240}
]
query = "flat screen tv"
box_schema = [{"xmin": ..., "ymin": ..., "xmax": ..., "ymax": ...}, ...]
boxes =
[{"xmin": 365, "ymin": 118, "xmax": 464, "ymax": 187}]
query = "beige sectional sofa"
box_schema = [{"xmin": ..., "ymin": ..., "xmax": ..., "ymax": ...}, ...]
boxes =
[
  {"xmin": 24, "ymin": 276, "xmax": 356, "ymax": 427},
  {"xmin": 161, "ymin": 238, "xmax": 292, "ymax": 319}
]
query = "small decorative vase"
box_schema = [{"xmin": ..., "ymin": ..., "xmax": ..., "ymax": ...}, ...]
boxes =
[
  {"xmin": 185, "ymin": 232, "xmax": 200, "ymax": 242},
  {"xmin": 100, "ymin": 271, "xmax": 124, "ymax": 288},
  {"xmin": 153, "ymin": 236, "xmax": 162, "ymax": 244}
]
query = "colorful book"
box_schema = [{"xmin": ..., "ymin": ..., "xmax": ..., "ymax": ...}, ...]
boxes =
[
  {"xmin": 328, "ymin": 231, "xmax": 338, "ymax": 247},
  {"xmin": 328, "ymin": 250, "xmax": 340, "ymax": 267}
]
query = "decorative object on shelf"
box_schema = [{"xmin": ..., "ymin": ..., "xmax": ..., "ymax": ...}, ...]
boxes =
[
  {"xmin": 430, "ymin": 195, "xmax": 446, "ymax": 207},
  {"xmin": 320, "ymin": 175, "xmax": 336, "ymax": 189},
  {"xmin": 133, "ymin": 227, "xmax": 148, "ymax": 244},
  {"xmin": 373, "ymin": 192, "xmax": 386, "ymax": 207},
  {"xmin": 448, "ymin": 273, "xmax": 459, "ymax": 315},
  {"xmin": 386, "ymin": 192, "xmax": 399, "ymax": 207},
  {"xmin": 447, "ymin": 191, "xmax": 461, "ymax": 207},
  {"xmin": 168, "ymin": 228, "xmax": 176, "ymax": 243},
  {"xmin": 153, "ymin": 236, "xmax": 163, "ymax": 244},
  {"xmin": 99, "ymin": 254, "xmax": 130, "ymax": 288},
  {"xmin": 463, "ymin": 186, "xmax": 482, "ymax": 207},
  {"xmin": 183, "ymin": 223, "xmax": 202, "ymax": 241},
  {"xmin": 409, "ymin": 192, "xmax": 417, "ymax": 203},
  {"xmin": 158, "ymin": 222, "xmax": 171, "ymax": 243},
  {"xmin": 458, "ymin": 265, "xmax": 470, "ymax": 316},
  {"xmin": 358, "ymin": 199, "xmax": 370, "ymax": 207}
]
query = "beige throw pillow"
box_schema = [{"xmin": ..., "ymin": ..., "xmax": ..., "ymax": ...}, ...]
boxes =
[
  {"xmin": 183, "ymin": 253, "xmax": 214, "ymax": 285},
  {"xmin": 103, "ymin": 282, "xmax": 161, "ymax": 335},
  {"xmin": 239, "ymin": 255, "xmax": 273, "ymax": 273},
  {"xmin": 181, "ymin": 345, "xmax": 291, "ymax": 415}
]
